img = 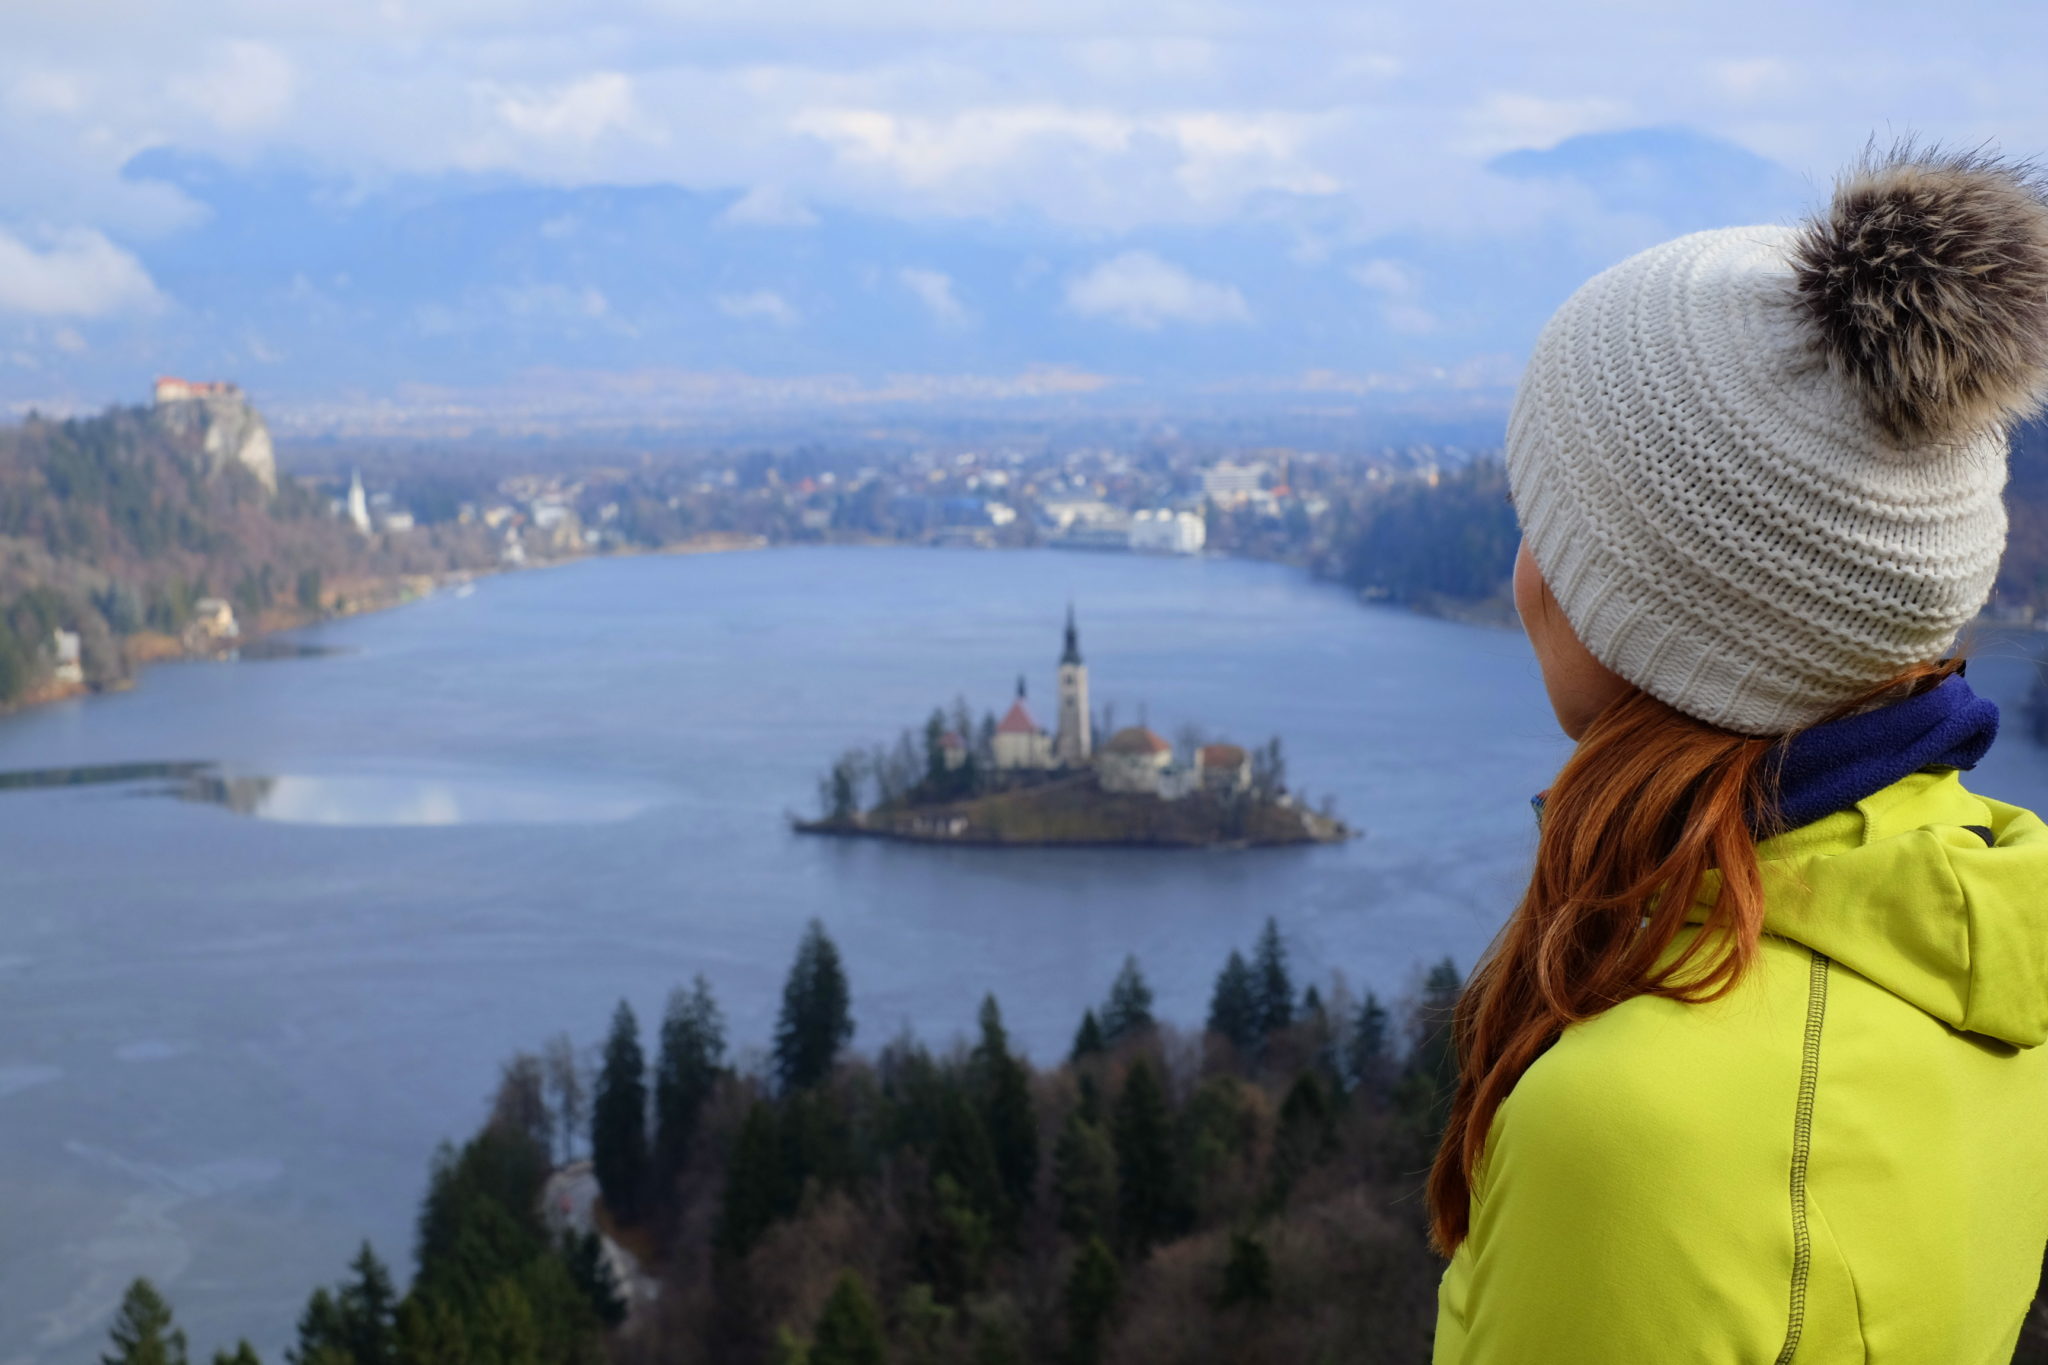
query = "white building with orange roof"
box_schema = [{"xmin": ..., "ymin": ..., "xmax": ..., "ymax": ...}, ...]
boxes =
[
  {"xmin": 1097, "ymin": 725, "xmax": 1173, "ymax": 794},
  {"xmin": 992, "ymin": 680, "xmax": 1054, "ymax": 770}
]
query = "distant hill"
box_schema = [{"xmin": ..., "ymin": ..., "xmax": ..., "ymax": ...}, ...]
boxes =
[{"xmin": 0, "ymin": 388, "xmax": 493, "ymax": 705}]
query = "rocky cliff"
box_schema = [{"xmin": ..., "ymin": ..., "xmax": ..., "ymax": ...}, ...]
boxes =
[{"xmin": 149, "ymin": 379, "xmax": 277, "ymax": 493}]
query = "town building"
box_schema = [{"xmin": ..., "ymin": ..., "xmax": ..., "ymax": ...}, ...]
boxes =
[
  {"xmin": 940, "ymin": 731, "xmax": 968, "ymax": 771},
  {"xmin": 1054, "ymin": 607, "xmax": 1092, "ymax": 766},
  {"xmin": 1201, "ymin": 461, "xmax": 1266, "ymax": 505},
  {"xmin": 189, "ymin": 598, "xmax": 240, "ymax": 644},
  {"xmin": 51, "ymin": 630, "xmax": 82, "ymax": 685},
  {"xmin": 1128, "ymin": 508, "xmax": 1206, "ymax": 555},
  {"xmin": 1097, "ymin": 726, "xmax": 1173, "ymax": 793}
]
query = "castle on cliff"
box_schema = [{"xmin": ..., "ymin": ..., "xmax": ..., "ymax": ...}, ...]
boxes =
[{"xmin": 150, "ymin": 376, "xmax": 277, "ymax": 494}]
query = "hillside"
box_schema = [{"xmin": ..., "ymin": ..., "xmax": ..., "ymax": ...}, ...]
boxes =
[{"xmin": 0, "ymin": 392, "xmax": 496, "ymax": 705}]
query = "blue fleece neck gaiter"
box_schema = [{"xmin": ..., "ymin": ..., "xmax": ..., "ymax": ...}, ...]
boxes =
[{"xmin": 1764, "ymin": 672, "xmax": 1999, "ymax": 833}]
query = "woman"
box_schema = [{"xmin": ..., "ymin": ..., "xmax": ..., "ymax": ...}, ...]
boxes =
[{"xmin": 1432, "ymin": 150, "xmax": 2048, "ymax": 1363}]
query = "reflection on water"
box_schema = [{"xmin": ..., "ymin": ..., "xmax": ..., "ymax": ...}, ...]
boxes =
[
  {"xmin": 230, "ymin": 638, "xmax": 345, "ymax": 662},
  {"xmin": 0, "ymin": 761, "xmax": 661, "ymax": 826}
]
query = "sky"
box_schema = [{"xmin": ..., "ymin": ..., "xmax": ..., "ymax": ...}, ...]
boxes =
[{"xmin": 5, "ymin": 0, "xmax": 2048, "ymax": 429}]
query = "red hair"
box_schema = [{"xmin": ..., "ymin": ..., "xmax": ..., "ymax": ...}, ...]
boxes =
[{"xmin": 1426, "ymin": 659, "xmax": 1962, "ymax": 1253}]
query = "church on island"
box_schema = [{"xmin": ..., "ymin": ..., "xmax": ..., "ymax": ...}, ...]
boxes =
[
  {"xmin": 799, "ymin": 607, "xmax": 1345, "ymax": 846},
  {"xmin": 971, "ymin": 609, "xmax": 1251, "ymax": 800}
]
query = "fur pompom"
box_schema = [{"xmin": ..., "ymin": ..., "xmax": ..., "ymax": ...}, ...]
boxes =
[{"xmin": 1792, "ymin": 146, "xmax": 2048, "ymax": 445}]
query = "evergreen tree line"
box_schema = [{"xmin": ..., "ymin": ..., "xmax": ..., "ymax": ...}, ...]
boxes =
[
  {"xmin": 102, "ymin": 917, "xmax": 1466, "ymax": 1365},
  {"xmin": 1325, "ymin": 459, "xmax": 1519, "ymax": 608}
]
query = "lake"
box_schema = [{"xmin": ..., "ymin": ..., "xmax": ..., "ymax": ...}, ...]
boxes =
[{"xmin": 0, "ymin": 545, "xmax": 2042, "ymax": 1363}]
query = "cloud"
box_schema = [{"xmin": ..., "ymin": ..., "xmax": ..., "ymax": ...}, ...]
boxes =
[
  {"xmin": 716, "ymin": 288, "xmax": 800, "ymax": 326},
  {"xmin": 898, "ymin": 267, "xmax": 968, "ymax": 325},
  {"xmin": 1710, "ymin": 57, "xmax": 1795, "ymax": 102},
  {"xmin": 720, "ymin": 185, "xmax": 818, "ymax": 227},
  {"xmin": 1458, "ymin": 92, "xmax": 1628, "ymax": 158},
  {"xmin": 1348, "ymin": 259, "xmax": 1436, "ymax": 334},
  {"xmin": 495, "ymin": 72, "xmax": 639, "ymax": 144},
  {"xmin": 8, "ymin": 70, "xmax": 86, "ymax": 116},
  {"xmin": 1064, "ymin": 251, "xmax": 1249, "ymax": 330},
  {"xmin": 168, "ymin": 40, "xmax": 294, "ymax": 133},
  {"xmin": 0, "ymin": 227, "xmax": 162, "ymax": 317}
]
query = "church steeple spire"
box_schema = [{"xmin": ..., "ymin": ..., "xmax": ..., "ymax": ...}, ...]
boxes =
[{"xmin": 1053, "ymin": 604, "xmax": 1091, "ymax": 764}]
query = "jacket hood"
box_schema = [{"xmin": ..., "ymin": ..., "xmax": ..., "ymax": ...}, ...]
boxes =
[{"xmin": 1691, "ymin": 769, "xmax": 2048, "ymax": 1048}]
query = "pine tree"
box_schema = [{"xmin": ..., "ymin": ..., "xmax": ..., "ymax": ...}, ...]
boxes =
[
  {"xmin": 286, "ymin": 1288, "xmax": 345, "ymax": 1365},
  {"xmin": 1063, "ymin": 1237, "xmax": 1122, "ymax": 1365},
  {"xmin": 655, "ymin": 975, "xmax": 726, "ymax": 1181},
  {"xmin": 809, "ymin": 1271, "xmax": 887, "ymax": 1365},
  {"xmin": 1051, "ymin": 1111, "xmax": 1118, "ymax": 1243},
  {"xmin": 775, "ymin": 920, "xmax": 854, "ymax": 1093},
  {"xmin": 1111, "ymin": 1058, "xmax": 1180, "ymax": 1256},
  {"xmin": 1098, "ymin": 957, "xmax": 1154, "ymax": 1047},
  {"xmin": 1347, "ymin": 991, "xmax": 1393, "ymax": 1102},
  {"xmin": 392, "ymin": 1295, "xmax": 467, "ymax": 1365},
  {"xmin": 716, "ymin": 1099, "xmax": 786, "ymax": 1257},
  {"xmin": 210, "ymin": 1345, "xmax": 261, "ymax": 1365},
  {"xmin": 567, "ymin": 1230, "xmax": 628, "ymax": 1327},
  {"xmin": 1205, "ymin": 950, "xmax": 1261, "ymax": 1056},
  {"xmin": 1268, "ymin": 1071, "xmax": 1336, "ymax": 1208},
  {"xmin": 475, "ymin": 1278, "xmax": 544, "ymax": 1365},
  {"xmin": 103, "ymin": 1279, "xmax": 187, "ymax": 1365},
  {"xmin": 1251, "ymin": 917, "xmax": 1294, "ymax": 1037},
  {"xmin": 1219, "ymin": 1231, "xmax": 1274, "ymax": 1308},
  {"xmin": 972, "ymin": 996, "xmax": 1038, "ymax": 1222},
  {"xmin": 338, "ymin": 1243, "xmax": 397, "ymax": 1365},
  {"xmin": 1070, "ymin": 1009, "xmax": 1106, "ymax": 1062},
  {"xmin": 591, "ymin": 999, "xmax": 651, "ymax": 1227}
]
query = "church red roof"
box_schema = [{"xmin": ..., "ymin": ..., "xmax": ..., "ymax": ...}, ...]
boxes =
[{"xmin": 996, "ymin": 698, "xmax": 1042, "ymax": 735}]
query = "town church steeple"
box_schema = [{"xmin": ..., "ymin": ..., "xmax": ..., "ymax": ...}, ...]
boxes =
[{"xmin": 1061, "ymin": 603, "xmax": 1082, "ymax": 666}]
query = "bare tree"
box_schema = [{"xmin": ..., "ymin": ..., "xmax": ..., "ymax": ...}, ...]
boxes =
[
  {"xmin": 492, "ymin": 1051, "xmax": 553, "ymax": 1153},
  {"xmin": 543, "ymin": 1032, "xmax": 587, "ymax": 1164}
]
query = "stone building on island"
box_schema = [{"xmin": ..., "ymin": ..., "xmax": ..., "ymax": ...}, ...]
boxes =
[{"xmin": 1098, "ymin": 726, "xmax": 1173, "ymax": 793}]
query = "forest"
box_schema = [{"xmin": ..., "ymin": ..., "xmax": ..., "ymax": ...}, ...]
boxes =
[
  {"xmin": 85, "ymin": 915, "xmax": 2048, "ymax": 1364},
  {"xmin": 0, "ymin": 406, "xmax": 496, "ymax": 705},
  {"xmin": 100, "ymin": 919, "xmax": 1465, "ymax": 1365}
]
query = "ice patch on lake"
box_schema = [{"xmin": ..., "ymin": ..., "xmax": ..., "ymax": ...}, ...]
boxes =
[
  {"xmin": 40, "ymin": 1146, "xmax": 284, "ymax": 1354},
  {"xmin": 179, "ymin": 772, "xmax": 665, "ymax": 826}
]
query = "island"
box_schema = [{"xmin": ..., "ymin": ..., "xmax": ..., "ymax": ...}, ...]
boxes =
[{"xmin": 794, "ymin": 609, "xmax": 1352, "ymax": 848}]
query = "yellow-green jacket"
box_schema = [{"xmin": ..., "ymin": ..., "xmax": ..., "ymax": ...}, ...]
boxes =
[{"xmin": 1435, "ymin": 771, "xmax": 2048, "ymax": 1363}]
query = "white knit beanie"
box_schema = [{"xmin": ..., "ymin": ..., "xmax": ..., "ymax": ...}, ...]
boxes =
[{"xmin": 1508, "ymin": 151, "xmax": 2048, "ymax": 735}]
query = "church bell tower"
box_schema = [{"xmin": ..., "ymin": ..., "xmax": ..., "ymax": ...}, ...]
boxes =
[{"xmin": 1054, "ymin": 605, "xmax": 1091, "ymax": 766}]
